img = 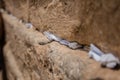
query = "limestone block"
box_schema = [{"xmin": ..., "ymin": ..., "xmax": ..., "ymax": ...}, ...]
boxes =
[
  {"xmin": 3, "ymin": 0, "xmax": 120, "ymax": 56},
  {"xmin": 2, "ymin": 8, "xmax": 120, "ymax": 80},
  {"xmin": 4, "ymin": 0, "xmax": 29, "ymax": 22},
  {"xmin": 30, "ymin": 0, "xmax": 120, "ymax": 56}
]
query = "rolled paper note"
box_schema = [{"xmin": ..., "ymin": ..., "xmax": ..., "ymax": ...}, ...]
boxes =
[
  {"xmin": 90, "ymin": 44, "xmax": 104, "ymax": 56},
  {"xmin": 88, "ymin": 51, "xmax": 101, "ymax": 61},
  {"xmin": 43, "ymin": 31, "xmax": 54, "ymax": 41},
  {"xmin": 106, "ymin": 62, "xmax": 117, "ymax": 69},
  {"xmin": 59, "ymin": 39, "xmax": 70, "ymax": 46},
  {"xmin": 100, "ymin": 53, "xmax": 120, "ymax": 68},
  {"xmin": 43, "ymin": 31, "xmax": 87, "ymax": 49},
  {"xmin": 43, "ymin": 31, "xmax": 62, "ymax": 41},
  {"xmin": 68, "ymin": 42, "xmax": 81, "ymax": 49},
  {"xmin": 89, "ymin": 44, "xmax": 104, "ymax": 61}
]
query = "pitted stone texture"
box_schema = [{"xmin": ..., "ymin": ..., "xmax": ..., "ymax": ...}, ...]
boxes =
[
  {"xmin": 3, "ymin": 12, "xmax": 88, "ymax": 80},
  {"xmin": 2, "ymin": 12, "xmax": 50, "ymax": 45},
  {"xmin": 2, "ymin": 0, "xmax": 120, "ymax": 80},
  {"xmin": 4, "ymin": 0, "xmax": 29, "ymax": 22},
  {"xmin": 4, "ymin": 0, "xmax": 120, "ymax": 56},
  {"xmin": 4, "ymin": 31, "xmax": 88, "ymax": 80}
]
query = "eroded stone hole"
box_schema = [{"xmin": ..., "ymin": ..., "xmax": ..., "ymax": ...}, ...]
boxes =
[
  {"xmin": 49, "ymin": 67, "xmax": 53, "ymax": 73},
  {"xmin": 43, "ymin": 59, "xmax": 50, "ymax": 68}
]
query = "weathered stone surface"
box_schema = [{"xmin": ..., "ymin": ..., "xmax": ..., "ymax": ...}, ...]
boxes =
[
  {"xmin": 4, "ymin": 0, "xmax": 29, "ymax": 22},
  {"xmin": 3, "ymin": 12, "xmax": 88, "ymax": 80},
  {"xmin": 2, "ymin": 11, "xmax": 120, "ymax": 80},
  {"xmin": 29, "ymin": 0, "xmax": 120, "ymax": 56},
  {"xmin": 4, "ymin": 0, "xmax": 120, "ymax": 57},
  {"xmin": 2, "ymin": 0, "xmax": 120, "ymax": 80}
]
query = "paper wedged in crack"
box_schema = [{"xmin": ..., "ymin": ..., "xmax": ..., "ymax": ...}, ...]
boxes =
[
  {"xmin": 68, "ymin": 42, "xmax": 80, "ymax": 49},
  {"xmin": 100, "ymin": 53, "xmax": 120, "ymax": 68},
  {"xmin": 89, "ymin": 44, "xmax": 120, "ymax": 68},
  {"xmin": 90, "ymin": 44, "xmax": 104, "ymax": 56},
  {"xmin": 59, "ymin": 40, "xmax": 70, "ymax": 46},
  {"xmin": 43, "ymin": 31, "xmax": 62, "ymax": 41},
  {"xmin": 89, "ymin": 51, "xmax": 101, "ymax": 61},
  {"xmin": 88, "ymin": 44, "xmax": 103, "ymax": 61}
]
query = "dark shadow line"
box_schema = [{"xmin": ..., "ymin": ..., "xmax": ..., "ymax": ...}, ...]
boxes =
[
  {"xmin": 0, "ymin": 0, "xmax": 8, "ymax": 79},
  {"xmin": 0, "ymin": 13, "xmax": 8, "ymax": 80}
]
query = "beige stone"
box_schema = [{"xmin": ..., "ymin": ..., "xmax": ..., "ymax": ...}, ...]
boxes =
[
  {"xmin": 2, "ymin": 11, "xmax": 120, "ymax": 80},
  {"xmin": 2, "ymin": 0, "xmax": 120, "ymax": 80},
  {"xmin": 4, "ymin": 0, "xmax": 120, "ymax": 56}
]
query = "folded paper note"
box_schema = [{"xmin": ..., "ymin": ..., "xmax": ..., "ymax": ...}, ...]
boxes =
[{"xmin": 89, "ymin": 44, "xmax": 120, "ymax": 68}]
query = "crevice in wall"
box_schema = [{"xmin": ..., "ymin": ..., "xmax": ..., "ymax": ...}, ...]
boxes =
[{"xmin": 0, "ymin": 0, "xmax": 7, "ymax": 80}]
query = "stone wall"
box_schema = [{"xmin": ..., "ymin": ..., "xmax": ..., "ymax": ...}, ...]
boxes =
[
  {"xmin": 4, "ymin": 0, "xmax": 120, "ymax": 56},
  {"xmin": 1, "ymin": 0, "xmax": 120, "ymax": 80},
  {"xmin": 2, "ymin": 12, "xmax": 89, "ymax": 80}
]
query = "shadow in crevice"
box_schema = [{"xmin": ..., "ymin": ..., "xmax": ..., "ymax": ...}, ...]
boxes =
[
  {"xmin": 0, "ymin": 14, "xmax": 8, "ymax": 80},
  {"xmin": 0, "ymin": 1, "xmax": 8, "ymax": 79},
  {"xmin": 90, "ymin": 77, "xmax": 104, "ymax": 80},
  {"xmin": 112, "ymin": 64, "xmax": 120, "ymax": 70}
]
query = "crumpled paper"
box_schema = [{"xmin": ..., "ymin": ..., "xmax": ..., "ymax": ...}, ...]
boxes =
[{"xmin": 89, "ymin": 44, "xmax": 120, "ymax": 68}]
